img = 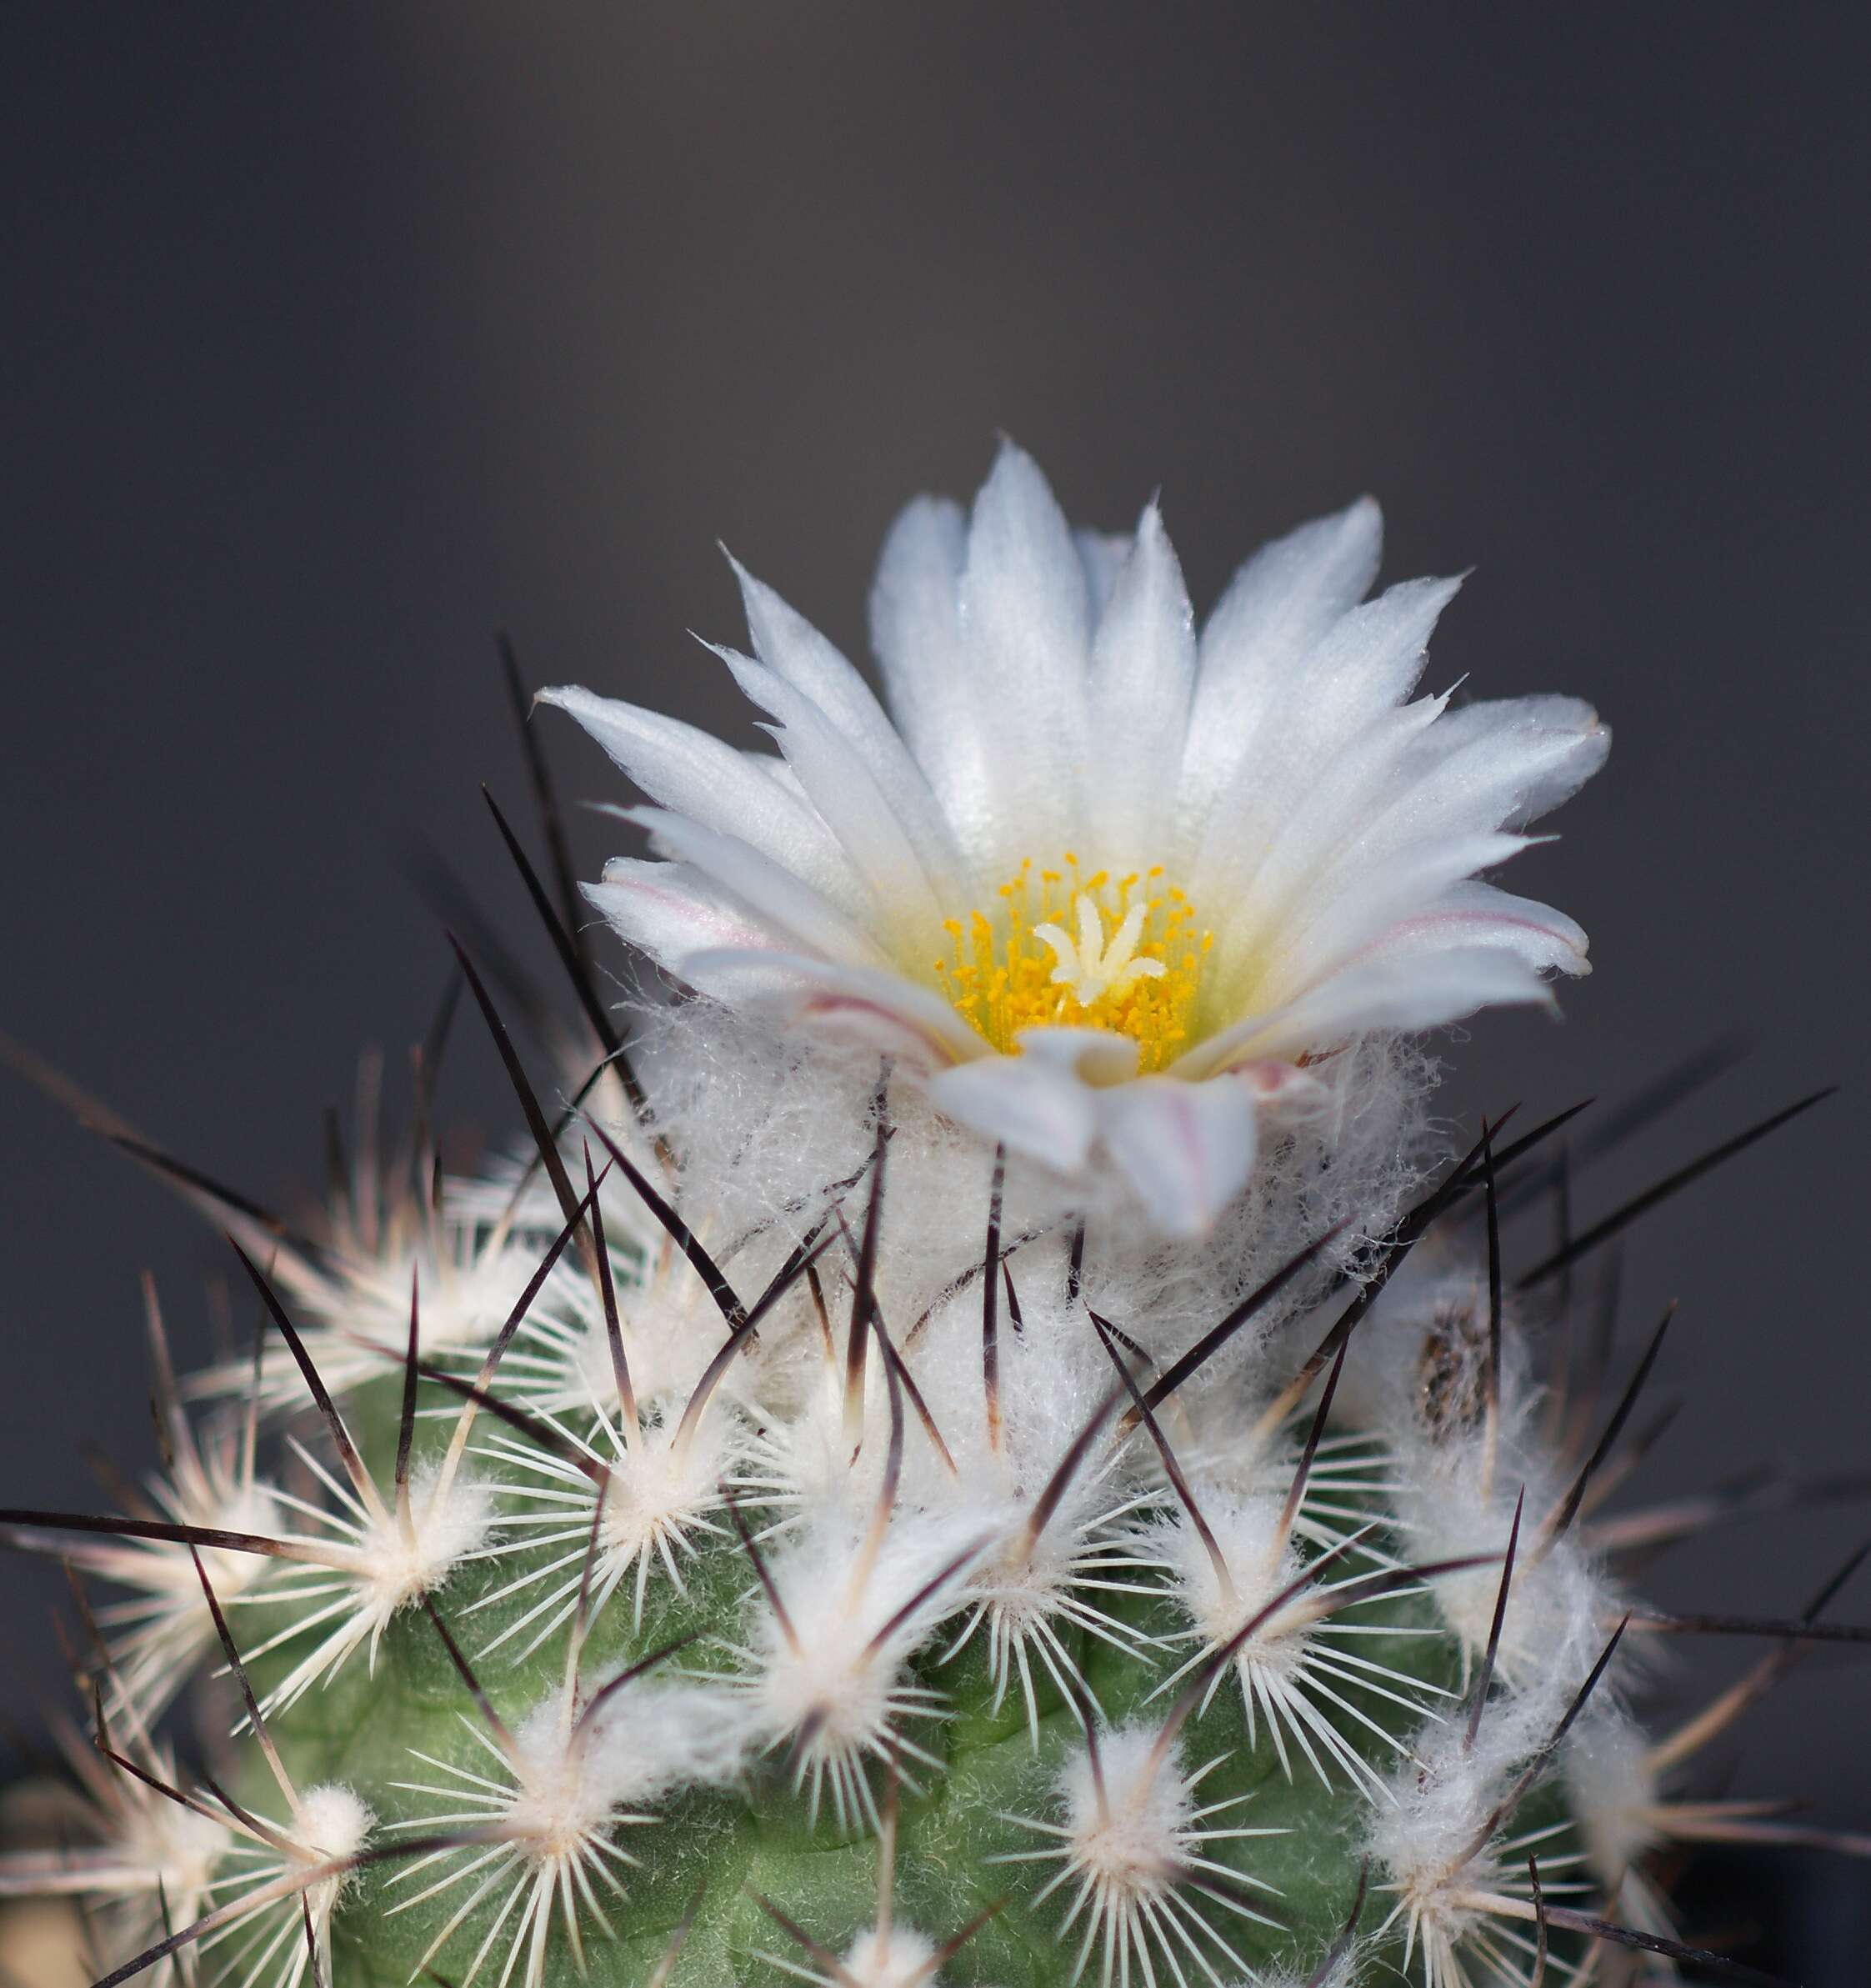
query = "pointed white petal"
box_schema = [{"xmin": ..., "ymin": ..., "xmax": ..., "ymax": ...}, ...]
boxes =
[
  {"xmin": 582, "ymin": 863, "xmax": 786, "ymax": 977},
  {"xmin": 729, "ymin": 556, "xmax": 962, "ymax": 874},
  {"xmin": 540, "ymin": 684, "xmax": 858, "ymax": 913},
  {"xmin": 1085, "ymin": 503, "xmax": 1197, "ymax": 855},
  {"xmin": 868, "ymin": 493, "xmax": 1002, "ymax": 844},
  {"xmin": 958, "ymin": 442, "xmax": 1092, "ymax": 865},
  {"xmin": 1181, "ymin": 496, "xmax": 1383, "ymax": 831},
  {"xmin": 715, "ymin": 648, "xmax": 951, "ymax": 936},
  {"xmin": 1191, "ymin": 574, "xmax": 1463, "ymax": 904},
  {"xmin": 1097, "ymin": 1075, "xmax": 1259, "ymax": 1236},
  {"xmin": 1264, "ymin": 829, "xmax": 1535, "ymax": 998},
  {"xmin": 1196, "ymin": 692, "xmax": 1451, "ymax": 989},
  {"xmin": 621, "ymin": 807, "xmax": 888, "ymax": 968},
  {"xmin": 1200, "ymin": 688, "xmax": 1604, "ymax": 1009},
  {"xmin": 1186, "ymin": 946, "xmax": 1555, "ymax": 1074},
  {"xmin": 1383, "ymin": 693, "xmax": 1611, "ymax": 833},
  {"xmin": 1228, "ymin": 695, "xmax": 1604, "ymax": 991}
]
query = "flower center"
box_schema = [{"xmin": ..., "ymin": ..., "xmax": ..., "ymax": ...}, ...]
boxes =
[{"xmin": 934, "ymin": 856, "xmax": 1212, "ymax": 1074}]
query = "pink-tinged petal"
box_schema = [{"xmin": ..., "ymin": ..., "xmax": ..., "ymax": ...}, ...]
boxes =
[
  {"xmin": 1258, "ymin": 829, "xmax": 1537, "ymax": 1001},
  {"xmin": 926, "ymin": 1054, "xmax": 1102, "ymax": 1173},
  {"xmin": 1180, "ymin": 495, "xmax": 1383, "ymax": 834},
  {"xmin": 540, "ymin": 684, "xmax": 859, "ymax": 914},
  {"xmin": 1096, "ymin": 1075, "xmax": 1260, "ymax": 1237},
  {"xmin": 679, "ymin": 947, "xmax": 984, "ymax": 1073},
  {"xmin": 728, "ymin": 555, "xmax": 963, "ymax": 878},
  {"xmin": 1361, "ymin": 879, "xmax": 1591, "ymax": 979},
  {"xmin": 1229, "ymin": 1058, "xmax": 1330, "ymax": 1106},
  {"xmin": 621, "ymin": 805, "xmax": 888, "ymax": 969},
  {"xmin": 584, "ymin": 862, "xmax": 791, "ymax": 974},
  {"xmin": 1180, "ymin": 945, "xmax": 1556, "ymax": 1077}
]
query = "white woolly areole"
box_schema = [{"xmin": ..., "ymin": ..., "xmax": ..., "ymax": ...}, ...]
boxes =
[
  {"xmin": 501, "ymin": 1697, "xmax": 649, "ymax": 1861},
  {"xmin": 258, "ymin": 1462, "xmax": 494, "ymax": 1714},
  {"xmin": 492, "ymin": 1680, "xmax": 750, "ymax": 1863},
  {"xmin": 1160, "ymin": 1490, "xmax": 1307, "ymax": 1666},
  {"xmin": 1563, "ymin": 1708, "xmax": 1662, "ymax": 1885},
  {"xmin": 582, "ymin": 1679, "xmax": 758, "ymax": 1796},
  {"xmin": 839, "ymin": 1925, "xmax": 941, "ymax": 1988},
  {"xmin": 735, "ymin": 1515, "xmax": 978, "ymax": 1824},
  {"xmin": 1368, "ymin": 1731, "xmax": 1514, "ymax": 1980},
  {"xmin": 293, "ymin": 1782, "xmax": 375, "ymax": 1870},
  {"xmin": 1055, "ymin": 1725, "xmax": 1202, "ymax": 1900},
  {"xmin": 344, "ymin": 1462, "xmax": 493, "ymax": 1624},
  {"xmin": 474, "ymin": 1400, "xmax": 746, "ymax": 1655}
]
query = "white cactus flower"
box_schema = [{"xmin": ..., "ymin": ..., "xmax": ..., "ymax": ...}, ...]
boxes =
[{"xmin": 547, "ymin": 444, "xmax": 1607, "ymax": 1234}]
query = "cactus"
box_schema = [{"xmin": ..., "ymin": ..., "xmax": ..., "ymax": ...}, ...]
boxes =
[{"xmin": 2, "ymin": 446, "xmax": 1862, "ymax": 1988}]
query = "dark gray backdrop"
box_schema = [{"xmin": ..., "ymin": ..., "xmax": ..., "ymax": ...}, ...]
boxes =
[{"xmin": 3, "ymin": 1, "xmax": 1867, "ymax": 1961}]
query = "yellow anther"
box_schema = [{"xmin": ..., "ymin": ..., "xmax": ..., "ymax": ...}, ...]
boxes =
[{"xmin": 931, "ymin": 856, "xmax": 1213, "ymax": 1075}]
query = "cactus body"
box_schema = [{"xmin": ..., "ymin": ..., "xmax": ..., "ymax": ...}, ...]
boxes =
[{"xmin": 2, "ymin": 448, "xmax": 1858, "ymax": 1988}]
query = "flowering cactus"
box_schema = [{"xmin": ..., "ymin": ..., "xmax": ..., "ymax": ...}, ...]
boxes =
[{"xmin": 1, "ymin": 448, "xmax": 1859, "ymax": 1988}]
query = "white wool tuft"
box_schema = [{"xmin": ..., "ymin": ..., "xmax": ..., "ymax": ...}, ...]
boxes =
[
  {"xmin": 839, "ymin": 1925, "xmax": 942, "ymax": 1988},
  {"xmin": 1563, "ymin": 1707, "xmax": 1662, "ymax": 1886},
  {"xmin": 606, "ymin": 994, "xmax": 1439, "ymax": 1369},
  {"xmin": 584, "ymin": 1680, "xmax": 758, "ymax": 1796},
  {"xmin": 294, "ymin": 1783, "xmax": 375, "ymax": 1863},
  {"xmin": 732, "ymin": 1512, "xmax": 981, "ymax": 1825}
]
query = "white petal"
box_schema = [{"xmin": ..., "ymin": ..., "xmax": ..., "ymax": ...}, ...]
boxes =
[
  {"xmin": 1096, "ymin": 1075, "xmax": 1260, "ymax": 1236},
  {"xmin": 729, "ymin": 556, "xmax": 962, "ymax": 876},
  {"xmin": 1263, "ymin": 829, "xmax": 1535, "ymax": 999},
  {"xmin": 620, "ymin": 806, "xmax": 888, "ymax": 968},
  {"xmin": 1358, "ymin": 879, "xmax": 1591, "ymax": 978},
  {"xmin": 715, "ymin": 648, "xmax": 950, "ymax": 938},
  {"xmin": 957, "ymin": 441, "xmax": 1092, "ymax": 866},
  {"xmin": 1180, "ymin": 495, "xmax": 1383, "ymax": 833},
  {"xmin": 1382, "ymin": 694, "xmax": 1611, "ymax": 834},
  {"xmin": 1197, "ymin": 691, "xmax": 1451, "ymax": 992},
  {"xmin": 583, "ymin": 862, "xmax": 785, "ymax": 977},
  {"xmin": 1184, "ymin": 945, "xmax": 1555, "ymax": 1074},
  {"xmin": 1202, "ymin": 691, "xmax": 1604, "ymax": 1005},
  {"xmin": 1084, "ymin": 502, "xmax": 1196, "ymax": 857},
  {"xmin": 1243, "ymin": 697, "xmax": 1605, "ymax": 983},
  {"xmin": 925, "ymin": 1052, "xmax": 1104, "ymax": 1172},
  {"xmin": 1190, "ymin": 574, "xmax": 1463, "ymax": 902},
  {"xmin": 1012, "ymin": 1025, "xmax": 1143, "ymax": 1087},
  {"xmin": 540, "ymin": 684, "xmax": 861, "ymax": 914},
  {"xmin": 868, "ymin": 494, "xmax": 1001, "ymax": 844},
  {"xmin": 681, "ymin": 948, "xmax": 984, "ymax": 1071}
]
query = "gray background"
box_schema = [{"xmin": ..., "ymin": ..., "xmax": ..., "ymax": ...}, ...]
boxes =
[{"xmin": 3, "ymin": 0, "xmax": 1867, "ymax": 1955}]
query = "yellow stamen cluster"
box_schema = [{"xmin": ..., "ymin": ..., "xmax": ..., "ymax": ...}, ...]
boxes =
[{"xmin": 933, "ymin": 855, "xmax": 1213, "ymax": 1074}]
